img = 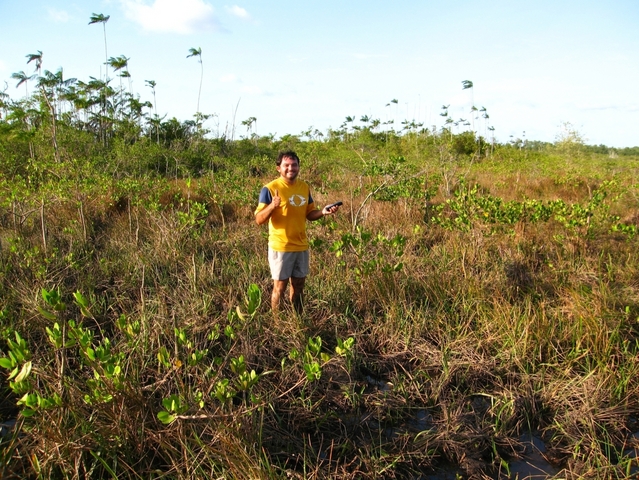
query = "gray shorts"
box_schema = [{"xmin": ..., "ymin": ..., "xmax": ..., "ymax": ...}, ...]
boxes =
[{"xmin": 268, "ymin": 248, "xmax": 310, "ymax": 280}]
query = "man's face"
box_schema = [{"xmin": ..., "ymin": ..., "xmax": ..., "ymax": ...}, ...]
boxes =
[{"xmin": 277, "ymin": 156, "xmax": 300, "ymax": 183}]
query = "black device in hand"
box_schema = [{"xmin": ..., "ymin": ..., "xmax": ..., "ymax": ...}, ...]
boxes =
[{"xmin": 325, "ymin": 201, "xmax": 343, "ymax": 210}]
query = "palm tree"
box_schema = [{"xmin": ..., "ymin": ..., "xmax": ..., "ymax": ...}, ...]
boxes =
[
  {"xmin": 145, "ymin": 80, "xmax": 160, "ymax": 143},
  {"xmin": 89, "ymin": 14, "xmax": 110, "ymax": 79},
  {"xmin": 11, "ymin": 71, "xmax": 36, "ymax": 97},
  {"xmin": 26, "ymin": 51, "xmax": 43, "ymax": 76},
  {"xmin": 187, "ymin": 47, "xmax": 203, "ymax": 116},
  {"xmin": 85, "ymin": 75, "xmax": 113, "ymax": 145},
  {"xmin": 108, "ymin": 55, "xmax": 129, "ymax": 118},
  {"xmin": 37, "ymin": 70, "xmax": 65, "ymax": 162},
  {"xmin": 49, "ymin": 69, "xmax": 76, "ymax": 118},
  {"xmin": 145, "ymin": 80, "xmax": 157, "ymax": 116},
  {"xmin": 108, "ymin": 56, "xmax": 129, "ymax": 86},
  {"xmin": 479, "ymin": 106, "xmax": 489, "ymax": 139},
  {"xmin": 89, "ymin": 13, "xmax": 111, "ymax": 145},
  {"xmin": 108, "ymin": 55, "xmax": 128, "ymax": 72},
  {"xmin": 461, "ymin": 80, "xmax": 475, "ymax": 131},
  {"xmin": 488, "ymin": 126, "xmax": 496, "ymax": 154},
  {"xmin": 119, "ymin": 70, "xmax": 131, "ymax": 89},
  {"xmin": 385, "ymin": 98, "xmax": 398, "ymax": 133},
  {"xmin": 241, "ymin": 116, "xmax": 258, "ymax": 145}
]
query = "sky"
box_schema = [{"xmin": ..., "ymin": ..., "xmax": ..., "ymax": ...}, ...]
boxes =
[{"xmin": 1, "ymin": 0, "xmax": 638, "ymax": 147}]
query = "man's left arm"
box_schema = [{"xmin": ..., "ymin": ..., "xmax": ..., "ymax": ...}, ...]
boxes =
[
  {"xmin": 306, "ymin": 186, "xmax": 340, "ymax": 221},
  {"xmin": 307, "ymin": 204, "xmax": 340, "ymax": 221},
  {"xmin": 307, "ymin": 209, "xmax": 324, "ymax": 221}
]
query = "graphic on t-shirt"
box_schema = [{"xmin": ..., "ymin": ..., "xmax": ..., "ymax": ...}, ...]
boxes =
[{"xmin": 288, "ymin": 194, "xmax": 307, "ymax": 207}]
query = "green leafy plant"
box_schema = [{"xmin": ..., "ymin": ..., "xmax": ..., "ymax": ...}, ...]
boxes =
[
  {"xmin": 302, "ymin": 336, "xmax": 330, "ymax": 382},
  {"xmin": 157, "ymin": 394, "xmax": 188, "ymax": 425},
  {"xmin": 335, "ymin": 337, "xmax": 355, "ymax": 369}
]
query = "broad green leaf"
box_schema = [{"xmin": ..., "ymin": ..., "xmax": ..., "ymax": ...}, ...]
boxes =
[
  {"xmin": 0, "ymin": 357, "xmax": 14, "ymax": 369},
  {"xmin": 73, "ymin": 291, "xmax": 89, "ymax": 308},
  {"xmin": 38, "ymin": 307, "xmax": 57, "ymax": 321},
  {"xmin": 14, "ymin": 361, "xmax": 32, "ymax": 383},
  {"xmin": 157, "ymin": 411, "xmax": 175, "ymax": 424},
  {"xmin": 246, "ymin": 284, "xmax": 261, "ymax": 315}
]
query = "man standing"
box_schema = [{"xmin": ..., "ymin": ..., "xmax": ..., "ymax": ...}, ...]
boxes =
[{"xmin": 255, "ymin": 150, "xmax": 340, "ymax": 314}]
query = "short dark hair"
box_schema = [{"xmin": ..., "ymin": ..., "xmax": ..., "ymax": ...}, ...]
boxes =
[{"xmin": 277, "ymin": 150, "xmax": 300, "ymax": 166}]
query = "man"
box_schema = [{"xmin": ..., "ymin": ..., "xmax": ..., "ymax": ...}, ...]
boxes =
[{"xmin": 255, "ymin": 150, "xmax": 341, "ymax": 314}]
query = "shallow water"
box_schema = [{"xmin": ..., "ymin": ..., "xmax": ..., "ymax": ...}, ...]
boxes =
[
  {"xmin": 0, "ymin": 419, "xmax": 17, "ymax": 437},
  {"xmin": 621, "ymin": 430, "xmax": 639, "ymax": 476},
  {"xmin": 508, "ymin": 433, "xmax": 559, "ymax": 479}
]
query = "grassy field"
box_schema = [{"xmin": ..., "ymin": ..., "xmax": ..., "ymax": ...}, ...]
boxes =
[{"xmin": 1, "ymin": 120, "xmax": 639, "ymax": 479}]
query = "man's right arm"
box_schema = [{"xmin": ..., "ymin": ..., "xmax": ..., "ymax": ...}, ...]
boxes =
[
  {"xmin": 255, "ymin": 202, "xmax": 277, "ymax": 225},
  {"xmin": 254, "ymin": 187, "xmax": 280, "ymax": 225}
]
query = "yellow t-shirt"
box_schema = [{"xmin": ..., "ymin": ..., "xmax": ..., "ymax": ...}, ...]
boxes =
[{"xmin": 254, "ymin": 178, "xmax": 318, "ymax": 252}]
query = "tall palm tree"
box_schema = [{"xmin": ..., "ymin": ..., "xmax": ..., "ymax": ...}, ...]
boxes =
[
  {"xmin": 108, "ymin": 55, "xmax": 129, "ymax": 85},
  {"xmin": 11, "ymin": 71, "xmax": 36, "ymax": 97},
  {"xmin": 119, "ymin": 70, "xmax": 132, "ymax": 93},
  {"xmin": 108, "ymin": 55, "xmax": 130, "ymax": 116},
  {"xmin": 187, "ymin": 47, "xmax": 203, "ymax": 116},
  {"xmin": 89, "ymin": 13, "xmax": 110, "ymax": 80},
  {"xmin": 145, "ymin": 80, "xmax": 160, "ymax": 143},
  {"xmin": 385, "ymin": 98, "xmax": 398, "ymax": 133},
  {"xmin": 26, "ymin": 51, "xmax": 43, "ymax": 76},
  {"xmin": 479, "ymin": 106, "xmax": 489, "ymax": 139},
  {"xmin": 109, "ymin": 56, "xmax": 131, "ymax": 90},
  {"xmin": 145, "ymin": 80, "xmax": 157, "ymax": 116},
  {"xmin": 107, "ymin": 55, "xmax": 128, "ymax": 72},
  {"xmin": 37, "ymin": 69, "xmax": 67, "ymax": 162},
  {"xmin": 461, "ymin": 80, "xmax": 475, "ymax": 133},
  {"xmin": 89, "ymin": 13, "xmax": 111, "ymax": 145},
  {"xmin": 241, "ymin": 116, "xmax": 257, "ymax": 144}
]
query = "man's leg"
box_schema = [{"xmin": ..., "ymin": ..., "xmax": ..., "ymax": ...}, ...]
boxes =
[
  {"xmin": 272, "ymin": 279, "xmax": 289, "ymax": 312},
  {"xmin": 290, "ymin": 276, "xmax": 306, "ymax": 314}
]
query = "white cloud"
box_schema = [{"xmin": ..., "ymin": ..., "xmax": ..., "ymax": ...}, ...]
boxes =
[
  {"xmin": 48, "ymin": 8, "xmax": 70, "ymax": 22},
  {"xmin": 225, "ymin": 5, "xmax": 249, "ymax": 20},
  {"xmin": 120, "ymin": 0, "xmax": 220, "ymax": 34}
]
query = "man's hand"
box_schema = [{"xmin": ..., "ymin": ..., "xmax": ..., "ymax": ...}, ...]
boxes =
[
  {"xmin": 272, "ymin": 189, "xmax": 281, "ymax": 208},
  {"xmin": 308, "ymin": 201, "xmax": 341, "ymax": 221},
  {"xmin": 322, "ymin": 201, "xmax": 341, "ymax": 216}
]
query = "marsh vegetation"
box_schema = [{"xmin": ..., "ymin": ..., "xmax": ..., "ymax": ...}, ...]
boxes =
[{"xmin": 2, "ymin": 35, "xmax": 639, "ymax": 479}]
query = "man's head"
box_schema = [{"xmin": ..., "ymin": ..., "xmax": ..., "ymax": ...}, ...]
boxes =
[
  {"xmin": 276, "ymin": 150, "xmax": 300, "ymax": 184},
  {"xmin": 276, "ymin": 150, "xmax": 300, "ymax": 166}
]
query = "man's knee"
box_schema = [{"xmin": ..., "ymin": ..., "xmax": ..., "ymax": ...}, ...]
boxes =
[
  {"xmin": 273, "ymin": 279, "xmax": 288, "ymax": 295},
  {"xmin": 290, "ymin": 277, "xmax": 306, "ymax": 292}
]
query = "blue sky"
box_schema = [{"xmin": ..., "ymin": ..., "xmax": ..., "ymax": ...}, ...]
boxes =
[{"xmin": 1, "ymin": 0, "xmax": 638, "ymax": 147}]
